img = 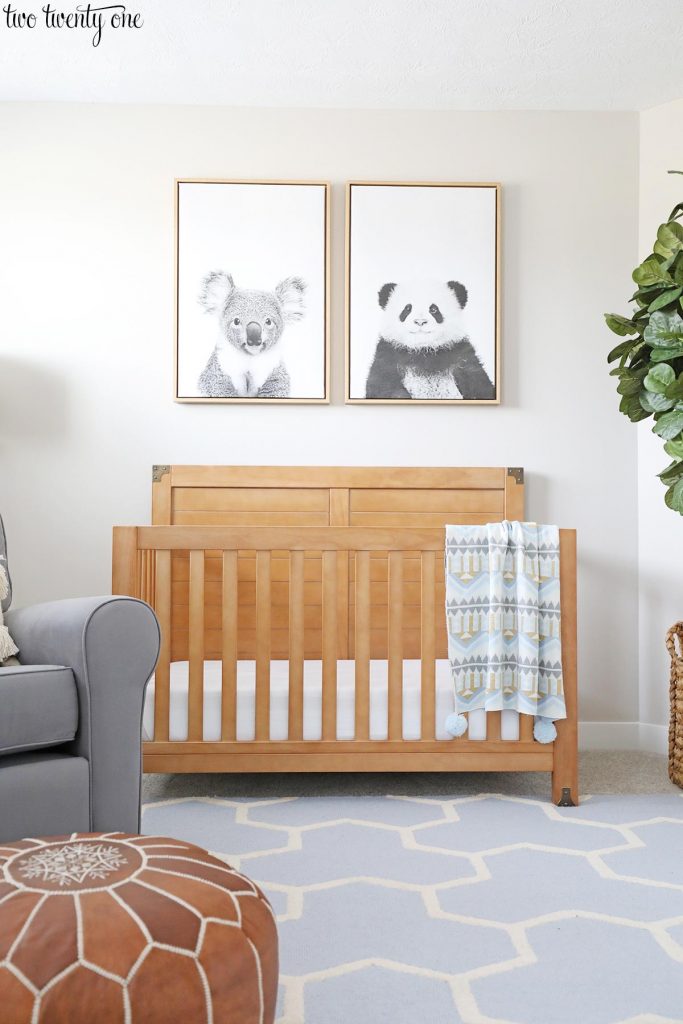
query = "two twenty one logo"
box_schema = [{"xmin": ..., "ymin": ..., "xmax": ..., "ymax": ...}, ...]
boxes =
[{"xmin": 1, "ymin": 4, "xmax": 144, "ymax": 47}]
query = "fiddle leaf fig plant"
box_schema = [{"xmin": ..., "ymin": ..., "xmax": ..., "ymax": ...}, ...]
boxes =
[{"xmin": 606, "ymin": 172, "xmax": 683, "ymax": 515}]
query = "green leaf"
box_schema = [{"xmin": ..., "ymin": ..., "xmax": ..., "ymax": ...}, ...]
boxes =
[
  {"xmin": 664, "ymin": 436, "xmax": 683, "ymax": 459},
  {"xmin": 643, "ymin": 310, "xmax": 683, "ymax": 346},
  {"xmin": 665, "ymin": 484, "xmax": 676, "ymax": 509},
  {"xmin": 632, "ymin": 284, "xmax": 663, "ymax": 297},
  {"xmin": 616, "ymin": 368, "xmax": 647, "ymax": 397},
  {"xmin": 617, "ymin": 376, "xmax": 643, "ymax": 397},
  {"xmin": 604, "ymin": 313, "xmax": 639, "ymax": 336},
  {"xmin": 648, "ymin": 286, "xmax": 683, "ymax": 312},
  {"xmin": 658, "ymin": 459, "xmax": 683, "ymax": 483},
  {"xmin": 619, "ymin": 393, "xmax": 651, "ymax": 422},
  {"xmin": 651, "ymin": 345, "xmax": 683, "ymax": 361},
  {"xmin": 640, "ymin": 392, "xmax": 676, "ymax": 413},
  {"xmin": 644, "ymin": 363, "xmax": 675, "ymax": 393},
  {"xmin": 656, "ymin": 221, "xmax": 683, "ymax": 256},
  {"xmin": 672, "ymin": 477, "xmax": 683, "ymax": 513},
  {"xmin": 622, "ymin": 343, "xmax": 648, "ymax": 369},
  {"xmin": 607, "ymin": 339, "xmax": 635, "ymax": 362},
  {"xmin": 665, "ymin": 374, "xmax": 683, "ymax": 401},
  {"xmin": 653, "ymin": 407, "xmax": 683, "ymax": 440},
  {"xmin": 633, "ymin": 256, "xmax": 674, "ymax": 287}
]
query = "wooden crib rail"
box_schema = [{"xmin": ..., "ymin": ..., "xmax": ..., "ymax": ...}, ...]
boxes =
[
  {"xmin": 131, "ymin": 525, "xmax": 447, "ymax": 551},
  {"xmin": 112, "ymin": 524, "xmax": 578, "ymax": 805}
]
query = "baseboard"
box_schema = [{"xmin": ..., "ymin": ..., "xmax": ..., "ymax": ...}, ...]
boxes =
[
  {"xmin": 579, "ymin": 722, "xmax": 640, "ymax": 750},
  {"xmin": 639, "ymin": 722, "xmax": 669, "ymax": 755},
  {"xmin": 578, "ymin": 721, "xmax": 668, "ymax": 753}
]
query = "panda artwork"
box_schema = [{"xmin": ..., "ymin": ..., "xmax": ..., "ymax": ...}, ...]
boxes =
[{"xmin": 365, "ymin": 280, "xmax": 495, "ymax": 401}]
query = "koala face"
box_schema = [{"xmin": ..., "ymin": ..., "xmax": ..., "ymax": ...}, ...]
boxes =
[
  {"xmin": 221, "ymin": 288, "xmax": 283, "ymax": 355},
  {"xmin": 199, "ymin": 272, "xmax": 306, "ymax": 356}
]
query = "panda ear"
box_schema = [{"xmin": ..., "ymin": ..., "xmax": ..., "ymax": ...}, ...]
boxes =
[
  {"xmin": 447, "ymin": 281, "xmax": 468, "ymax": 309},
  {"xmin": 199, "ymin": 271, "xmax": 235, "ymax": 314},
  {"xmin": 378, "ymin": 283, "xmax": 396, "ymax": 309}
]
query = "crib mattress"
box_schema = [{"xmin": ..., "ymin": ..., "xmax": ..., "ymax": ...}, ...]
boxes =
[{"xmin": 143, "ymin": 660, "xmax": 521, "ymax": 743}]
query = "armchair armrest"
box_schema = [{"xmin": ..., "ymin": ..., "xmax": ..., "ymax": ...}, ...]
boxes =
[{"xmin": 6, "ymin": 597, "xmax": 160, "ymax": 833}]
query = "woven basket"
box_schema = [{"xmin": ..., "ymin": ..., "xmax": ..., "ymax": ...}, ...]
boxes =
[{"xmin": 667, "ymin": 622, "xmax": 683, "ymax": 789}]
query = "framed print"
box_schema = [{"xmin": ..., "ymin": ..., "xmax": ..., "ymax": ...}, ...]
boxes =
[
  {"xmin": 345, "ymin": 182, "xmax": 500, "ymax": 405},
  {"xmin": 175, "ymin": 179, "xmax": 330, "ymax": 403}
]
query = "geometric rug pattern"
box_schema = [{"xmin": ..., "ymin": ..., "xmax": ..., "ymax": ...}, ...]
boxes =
[{"xmin": 142, "ymin": 793, "xmax": 683, "ymax": 1023}]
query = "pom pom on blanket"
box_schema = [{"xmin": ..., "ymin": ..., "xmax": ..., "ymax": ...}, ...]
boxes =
[
  {"xmin": 445, "ymin": 713, "xmax": 468, "ymax": 738},
  {"xmin": 0, "ymin": 562, "xmax": 18, "ymax": 664},
  {"xmin": 533, "ymin": 716, "xmax": 557, "ymax": 744}
]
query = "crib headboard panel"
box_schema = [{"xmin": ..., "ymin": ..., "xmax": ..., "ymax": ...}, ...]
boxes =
[{"xmin": 152, "ymin": 466, "xmax": 524, "ymax": 663}]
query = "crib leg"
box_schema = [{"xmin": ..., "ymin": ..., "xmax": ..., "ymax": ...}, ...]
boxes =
[
  {"xmin": 553, "ymin": 529, "xmax": 579, "ymax": 807},
  {"xmin": 551, "ymin": 717, "xmax": 579, "ymax": 806}
]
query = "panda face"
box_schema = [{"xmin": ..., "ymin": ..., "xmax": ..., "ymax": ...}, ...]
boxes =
[{"xmin": 378, "ymin": 279, "xmax": 468, "ymax": 350}]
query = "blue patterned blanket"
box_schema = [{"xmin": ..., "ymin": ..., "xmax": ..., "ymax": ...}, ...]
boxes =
[{"xmin": 445, "ymin": 522, "xmax": 566, "ymax": 738}]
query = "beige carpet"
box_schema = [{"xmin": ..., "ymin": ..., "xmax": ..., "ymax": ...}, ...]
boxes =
[{"xmin": 142, "ymin": 750, "xmax": 679, "ymax": 802}]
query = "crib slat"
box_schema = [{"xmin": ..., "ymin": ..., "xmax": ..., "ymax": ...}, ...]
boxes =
[
  {"xmin": 388, "ymin": 551, "xmax": 403, "ymax": 740},
  {"xmin": 221, "ymin": 550, "xmax": 238, "ymax": 741},
  {"xmin": 420, "ymin": 550, "xmax": 436, "ymax": 740},
  {"xmin": 150, "ymin": 552, "xmax": 156, "ymax": 611},
  {"xmin": 487, "ymin": 711, "xmax": 502, "ymax": 741},
  {"xmin": 188, "ymin": 550, "xmax": 205, "ymax": 741},
  {"xmin": 322, "ymin": 550, "xmax": 338, "ymax": 740},
  {"xmin": 255, "ymin": 551, "xmax": 271, "ymax": 740},
  {"xmin": 355, "ymin": 551, "xmax": 371, "ymax": 740},
  {"xmin": 154, "ymin": 550, "xmax": 171, "ymax": 742},
  {"xmin": 520, "ymin": 714, "xmax": 534, "ymax": 742},
  {"xmin": 146, "ymin": 550, "xmax": 154, "ymax": 607},
  {"xmin": 288, "ymin": 550, "xmax": 305, "ymax": 740}
]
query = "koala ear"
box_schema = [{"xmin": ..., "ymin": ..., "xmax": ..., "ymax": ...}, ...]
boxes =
[
  {"xmin": 378, "ymin": 283, "xmax": 396, "ymax": 310},
  {"xmin": 199, "ymin": 271, "xmax": 235, "ymax": 314},
  {"xmin": 447, "ymin": 281, "xmax": 468, "ymax": 309},
  {"xmin": 275, "ymin": 276, "xmax": 306, "ymax": 323}
]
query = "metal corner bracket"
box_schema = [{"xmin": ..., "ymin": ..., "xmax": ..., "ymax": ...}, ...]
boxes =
[
  {"xmin": 507, "ymin": 467, "xmax": 524, "ymax": 485},
  {"xmin": 152, "ymin": 465, "xmax": 171, "ymax": 483}
]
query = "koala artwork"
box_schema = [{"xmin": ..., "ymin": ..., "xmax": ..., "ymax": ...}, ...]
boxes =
[{"xmin": 197, "ymin": 272, "xmax": 306, "ymax": 398}]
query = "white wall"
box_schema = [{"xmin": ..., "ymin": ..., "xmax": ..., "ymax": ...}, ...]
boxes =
[
  {"xmin": 638, "ymin": 97, "xmax": 683, "ymax": 745},
  {"xmin": 0, "ymin": 103, "xmax": 639, "ymax": 726}
]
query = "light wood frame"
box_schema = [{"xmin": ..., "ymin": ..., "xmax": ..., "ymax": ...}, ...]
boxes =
[
  {"xmin": 345, "ymin": 181, "xmax": 501, "ymax": 405},
  {"xmin": 112, "ymin": 465, "xmax": 578, "ymax": 805},
  {"xmin": 174, "ymin": 179, "xmax": 331, "ymax": 405}
]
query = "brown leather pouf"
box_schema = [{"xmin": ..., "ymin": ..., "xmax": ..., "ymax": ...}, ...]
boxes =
[{"xmin": 0, "ymin": 832, "xmax": 278, "ymax": 1023}]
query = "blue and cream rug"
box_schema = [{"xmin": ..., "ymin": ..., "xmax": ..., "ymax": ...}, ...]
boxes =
[{"xmin": 142, "ymin": 793, "xmax": 683, "ymax": 1023}]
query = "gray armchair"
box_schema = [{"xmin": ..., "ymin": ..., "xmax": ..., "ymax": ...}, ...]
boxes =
[{"xmin": 0, "ymin": 516, "xmax": 160, "ymax": 842}]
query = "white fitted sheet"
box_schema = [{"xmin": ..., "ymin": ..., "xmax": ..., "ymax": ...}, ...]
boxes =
[{"xmin": 143, "ymin": 660, "xmax": 520, "ymax": 743}]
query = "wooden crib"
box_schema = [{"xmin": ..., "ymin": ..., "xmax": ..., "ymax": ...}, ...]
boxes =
[{"xmin": 112, "ymin": 466, "xmax": 578, "ymax": 805}]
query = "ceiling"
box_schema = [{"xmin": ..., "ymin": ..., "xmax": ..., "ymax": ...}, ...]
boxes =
[{"xmin": 1, "ymin": 0, "xmax": 681, "ymax": 110}]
